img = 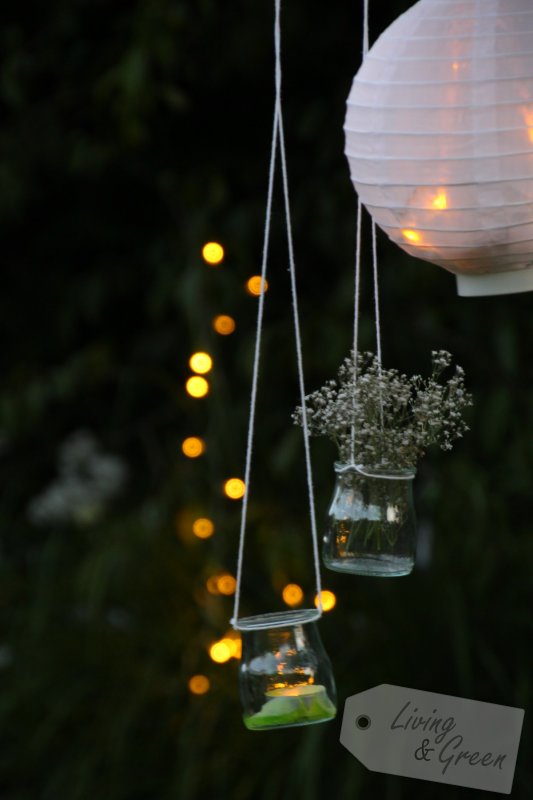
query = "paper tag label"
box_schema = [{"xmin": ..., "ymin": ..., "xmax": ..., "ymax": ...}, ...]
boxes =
[{"xmin": 340, "ymin": 684, "xmax": 524, "ymax": 794}]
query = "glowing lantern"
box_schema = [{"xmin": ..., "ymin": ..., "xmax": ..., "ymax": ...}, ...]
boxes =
[
  {"xmin": 236, "ymin": 611, "xmax": 337, "ymax": 730},
  {"xmin": 345, "ymin": 0, "xmax": 533, "ymax": 296}
]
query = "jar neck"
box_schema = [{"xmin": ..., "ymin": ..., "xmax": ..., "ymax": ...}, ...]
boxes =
[{"xmin": 334, "ymin": 462, "xmax": 416, "ymax": 480}]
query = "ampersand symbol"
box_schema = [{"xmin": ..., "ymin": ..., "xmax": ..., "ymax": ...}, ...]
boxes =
[{"xmin": 414, "ymin": 738, "xmax": 434, "ymax": 762}]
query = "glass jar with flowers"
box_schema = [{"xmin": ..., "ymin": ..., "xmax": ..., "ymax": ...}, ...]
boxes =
[{"xmin": 293, "ymin": 351, "xmax": 472, "ymax": 577}]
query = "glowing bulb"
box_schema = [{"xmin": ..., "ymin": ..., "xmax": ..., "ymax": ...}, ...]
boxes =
[
  {"xmin": 188, "ymin": 674, "xmax": 210, "ymax": 695},
  {"xmin": 224, "ymin": 478, "xmax": 245, "ymax": 499},
  {"xmin": 209, "ymin": 640, "xmax": 232, "ymax": 663},
  {"xmin": 452, "ymin": 61, "xmax": 460, "ymax": 72},
  {"xmin": 432, "ymin": 192, "xmax": 448, "ymax": 210},
  {"xmin": 181, "ymin": 437, "xmax": 205, "ymax": 458},
  {"xmin": 189, "ymin": 352, "xmax": 213, "ymax": 374},
  {"xmin": 216, "ymin": 574, "xmax": 236, "ymax": 595},
  {"xmin": 402, "ymin": 229, "xmax": 422, "ymax": 244},
  {"xmin": 186, "ymin": 376, "xmax": 209, "ymax": 398},
  {"xmin": 223, "ymin": 632, "xmax": 242, "ymax": 659},
  {"xmin": 218, "ymin": 637, "xmax": 240, "ymax": 658},
  {"xmin": 282, "ymin": 583, "xmax": 304, "ymax": 607},
  {"xmin": 202, "ymin": 242, "xmax": 224, "ymax": 265},
  {"xmin": 192, "ymin": 518, "xmax": 215, "ymax": 539},
  {"xmin": 314, "ymin": 590, "xmax": 337, "ymax": 612},
  {"xmin": 206, "ymin": 576, "xmax": 220, "ymax": 595},
  {"xmin": 213, "ymin": 315, "xmax": 236, "ymax": 335},
  {"xmin": 246, "ymin": 276, "xmax": 269, "ymax": 296}
]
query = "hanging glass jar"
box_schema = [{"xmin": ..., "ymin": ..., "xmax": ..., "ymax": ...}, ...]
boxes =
[
  {"xmin": 236, "ymin": 610, "xmax": 337, "ymax": 731},
  {"xmin": 323, "ymin": 463, "xmax": 416, "ymax": 577}
]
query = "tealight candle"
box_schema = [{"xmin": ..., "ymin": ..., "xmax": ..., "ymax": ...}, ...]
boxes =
[
  {"xmin": 245, "ymin": 683, "xmax": 336, "ymax": 730},
  {"xmin": 265, "ymin": 684, "xmax": 326, "ymax": 699}
]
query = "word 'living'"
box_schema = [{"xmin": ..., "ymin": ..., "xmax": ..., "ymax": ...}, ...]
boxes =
[{"xmin": 391, "ymin": 701, "xmax": 507, "ymax": 775}]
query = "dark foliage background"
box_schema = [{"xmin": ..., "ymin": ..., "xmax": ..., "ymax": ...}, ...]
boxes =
[{"xmin": 1, "ymin": 1, "xmax": 531, "ymax": 798}]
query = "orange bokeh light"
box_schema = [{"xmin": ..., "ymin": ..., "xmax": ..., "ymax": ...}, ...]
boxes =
[
  {"xmin": 189, "ymin": 352, "xmax": 213, "ymax": 374},
  {"xmin": 216, "ymin": 574, "xmax": 236, "ymax": 595},
  {"xmin": 224, "ymin": 478, "xmax": 245, "ymax": 499},
  {"xmin": 192, "ymin": 518, "xmax": 215, "ymax": 539},
  {"xmin": 246, "ymin": 276, "xmax": 269, "ymax": 296},
  {"xmin": 181, "ymin": 437, "xmax": 205, "ymax": 458},
  {"xmin": 202, "ymin": 242, "xmax": 224, "ymax": 265},
  {"xmin": 282, "ymin": 583, "xmax": 304, "ymax": 607},
  {"xmin": 314, "ymin": 590, "xmax": 337, "ymax": 612},
  {"xmin": 209, "ymin": 640, "xmax": 232, "ymax": 663},
  {"xmin": 186, "ymin": 376, "xmax": 209, "ymax": 398},
  {"xmin": 188, "ymin": 674, "xmax": 210, "ymax": 694},
  {"xmin": 213, "ymin": 315, "xmax": 236, "ymax": 335}
]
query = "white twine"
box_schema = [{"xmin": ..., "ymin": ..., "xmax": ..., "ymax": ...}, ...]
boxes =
[
  {"xmin": 350, "ymin": 0, "xmax": 385, "ymax": 463},
  {"xmin": 371, "ymin": 210, "xmax": 384, "ymax": 429},
  {"xmin": 363, "ymin": 0, "xmax": 370, "ymax": 53},
  {"xmin": 232, "ymin": 0, "xmax": 322, "ymax": 628},
  {"xmin": 350, "ymin": 198, "xmax": 362, "ymax": 466},
  {"xmin": 336, "ymin": 462, "xmax": 415, "ymax": 480}
]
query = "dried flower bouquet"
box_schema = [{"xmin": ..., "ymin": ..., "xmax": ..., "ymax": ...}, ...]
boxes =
[{"xmin": 293, "ymin": 350, "xmax": 472, "ymax": 471}]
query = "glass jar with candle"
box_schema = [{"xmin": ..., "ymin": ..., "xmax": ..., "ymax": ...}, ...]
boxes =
[
  {"xmin": 323, "ymin": 462, "xmax": 417, "ymax": 577},
  {"xmin": 236, "ymin": 610, "xmax": 337, "ymax": 731}
]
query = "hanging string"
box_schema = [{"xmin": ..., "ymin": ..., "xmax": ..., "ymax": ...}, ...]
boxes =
[
  {"xmin": 363, "ymin": 0, "xmax": 370, "ymax": 52},
  {"xmin": 231, "ymin": 103, "xmax": 278, "ymax": 629},
  {"xmin": 350, "ymin": 199, "xmax": 362, "ymax": 464},
  {"xmin": 364, "ymin": 0, "xmax": 384, "ymax": 389},
  {"xmin": 276, "ymin": 39, "xmax": 322, "ymax": 619},
  {"xmin": 371, "ymin": 211, "xmax": 385, "ymax": 429},
  {"xmin": 350, "ymin": 0, "xmax": 384, "ymax": 465},
  {"xmin": 232, "ymin": 0, "xmax": 322, "ymax": 627}
]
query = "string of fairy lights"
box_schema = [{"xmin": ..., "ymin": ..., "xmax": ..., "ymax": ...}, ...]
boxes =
[{"xmin": 185, "ymin": 242, "xmax": 336, "ymax": 698}]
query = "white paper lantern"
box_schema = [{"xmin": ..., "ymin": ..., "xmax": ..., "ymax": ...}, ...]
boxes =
[{"xmin": 345, "ymin": 0, "xmax": 533, "ymax": 296}]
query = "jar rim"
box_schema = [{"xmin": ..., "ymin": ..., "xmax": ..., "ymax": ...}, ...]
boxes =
[
  {"xmin": 334, "ymin": 461, "xmax": 416, "ymax": 479},
  {"xmin": 232, "ymin": 609, "xmax": 321, "ymax": 631}
]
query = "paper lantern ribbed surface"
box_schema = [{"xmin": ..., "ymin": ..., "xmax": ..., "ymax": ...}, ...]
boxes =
[{"xmin": 345, "ymin": 0, "xmax": 533, "ymax": 295}]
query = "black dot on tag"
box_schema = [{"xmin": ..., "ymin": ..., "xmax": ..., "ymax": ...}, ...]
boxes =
[{"xmin": 355, "ymin": 714, "xmax": 371, "ymax": 730}]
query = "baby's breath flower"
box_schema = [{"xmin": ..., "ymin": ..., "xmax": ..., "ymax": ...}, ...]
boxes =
[{"xmin": 293, "ymin": 351, "xmax": 472, "ymax": 470}]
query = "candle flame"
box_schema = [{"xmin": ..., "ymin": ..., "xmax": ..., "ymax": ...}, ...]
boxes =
[
  {"xmin": 402, "ymin": 229, "xmax": 422, "ymax": 244},
  {"xmin": 432, "ymin": 192, "xmax": 448, "ymax": 210}
]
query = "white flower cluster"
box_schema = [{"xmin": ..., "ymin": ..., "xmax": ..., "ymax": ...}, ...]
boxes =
[{"xmin": 293, "ymin": 350, "xmax": 473, "ymax": 470}]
